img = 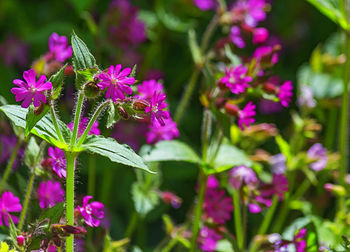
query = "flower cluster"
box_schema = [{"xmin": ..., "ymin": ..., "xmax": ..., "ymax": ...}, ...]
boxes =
[
  {"xmin": 76, "ymin": 196, "xmax": 104, "ymax": 227},
  {"xmin": 37, "ymin": 180, "xmax": 64, "ymax": 209},
  {"xmin": 0, "ymin": 192, "xmax": 22, "ymax": 227}
]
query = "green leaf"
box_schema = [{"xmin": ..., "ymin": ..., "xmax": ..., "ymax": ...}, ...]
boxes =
[
  {"xmin": 141, "ymin": 140, "xmax": 201, "ymax": 164},
  {"xmin": 75, "ymin": 67, "xmax": 99, "ymax": 90},
  {"xmin": 130, "ymin": 64, "xmax": 137, "ymax": 78},
  {"xmin": 210, "ymin": 143, "xmax": 252, "ymax": 174},
  {"xmin": 0, "ymin": 96, "xmax": 7, "ymax": 106},
  {"xmin": 24, "ymin": 137, "xmax": 40, "ymax": 168},
  {"xmin": 106, "ymin": 102, "xmax": 119, "ymax": 128},
  {"xmin": 82, "ymin": 135, "xmax": 152, "ymax": 173},
  {"xmin": 39, "ymin": 202, "xmax": 64, "ymax": 224},
  {"xmin": 132, "ymin": 183, "xmax": 159, "ymax": 216},
  {"xmin": 7, "ymin": 217, "xmax": 17, "ymax": 245},
  {"xmin": 71, "ymin": 32, "xmax": 96, "ymax": 70},
  {"xmin": 0, "ymin": 105, "xmax": 70, "ymax": 150},
  {"xmin": 275, "ymin": 135, "xmax": 292, "ymax": 164},
  {"xmin": 307, "ymin": 0, "xmax": 348, "ymax": 30},
  {"xmin": 25, "ymin": 105, "xmax": 50, "ymax": 137},
  {"xmin": 50, "ymin": 64, "xmax": 67, "ymax": 99},
  {"xmin": 188, "ymin": 29, "xmax": 202, "ymax": 65}
]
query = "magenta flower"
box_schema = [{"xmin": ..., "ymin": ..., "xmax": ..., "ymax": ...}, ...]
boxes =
[
  {"xmin": 67, "ymin": 117, "xmax": 100, "ymax": 137},
  {"xmin": 48, "ymin": 147, "xmax": 67, "ymax": 178},
  {"xmin": 11, "ymin": 69, "xmax": 52, "ymax": 108},
  {"xmin": 204, "ymin": 188, "xmax": 233, "ymax": 224},
  {"xmin": 193, "ymin": 0, "xmax": 217, "ymax": 11},
  {"xmin": 293, "ymin": 228, "xmax": 307, "ymax": 252},
  {"xmin": 37, "ymin": 180, "xmax": 64, "ymax": 209},
  {"xmin": 257, "ymin": 174, "xmax": 289, "ymax": 207},
  {"xmin": 77, "ymin": 196, "xmax": 104, "ymax": 227},
  {"xmin": 146, "ymin": 118, "xmax": 179, "ymax": 144},
  {"xmin": 113, "ymin": 121, "xmax": 147, "ymax": 151},
  {"xmin": 48, "ymin": 33, "xmax": 72, "ymax": 62},
  {"xmin": 220, "ymin": 65, "xmax": 252, "ymax": 94},
  {"xmin": 0, "ymin": 135, "xmax": 24, "ymax": 170},
  {"xmin": 252, "ymin": 27, "xmax": 269, "ymax": 44},
  {"xmin": 258, "ymin": 99, "xmax": 283, "ymax": 114},
  {"xmin": 307, "ymin": 143, "xmax": 328, "ymax": 171},
  {"xmin": 0, "ymin": 34, "xmax": 28, "ymax": 67},
  {"xmin": 238, "ymin": 102, "xmax": 256, "ymax": 130},
  {"xmin": 207, "ymin": 175, "xmax": 219, "ymax": 189},
  {"xmin": 229, "ymin": 165, "xmax": 258, "ymax": 189},
  {"xmin": 233, "ymin": 0, "xmax": 267, "ymax": 27},
  {"xmin": 159, "ymin": 191, "xmax": 182, "ymax": 208},
  {"xmin": 0, "ymin": 192, "xmax": 22, "ymax": 226},
  {"xmin": 137, "ymin": 80, "xmax": 164, "ymax": 101},
  {"xmin": 230, "ymin": 26, "xmax": 245, "ymax": 48},
  {"xmin": 198, "ymin": 226, "xmax": 221, "ymax": 252},
  {"xmin": 97, "ymin": 65, "xmax": 135, "ymax": 102},
  {"xmin": 270, "ymin": 154, "xmax": 287, "ymax": 174},
  {"xmin": 253, "ymin": 45, "xmax": 279, "ymax": 66},
  {"xmin": 278, "ymin": 81, "xmax": 293, "ymax": 107},
  {"xmin": 145, "ymin": 91, "xmax": 170, "ymax": 127}
]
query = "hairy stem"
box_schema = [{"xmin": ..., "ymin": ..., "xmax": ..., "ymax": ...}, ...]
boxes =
[
  {"xmin": 232, "ymin": 189, "xmax": 244, "ymax": 250},
  {"xmin": 0, "ymin": 139, "xmax": 21, "ymax": 194},
  {"xmin": 50, "ymin": 104, "xmax": 65, "ymax": 144},
  {"xmin": 18, "ymin": 172, "xmax": 35, "ymax": 230},
  {"xmin": 77, "ymin": 100, "xmax": 109, "ymax": 147},
  {"xmin": 190, "ymin": 172, "xmax": 208, "ymax": 252},
  {"xmin": 70, "ymin": 92, "xmax": 84, "ymax": 148},
  {"xmin": 65, "ymin": 152, "xmax": 77, "ymax": 252}
]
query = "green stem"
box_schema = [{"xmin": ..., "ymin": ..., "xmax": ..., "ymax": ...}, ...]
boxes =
[
  {"xmin": 161, "ymin": 238, "xmax": 179, "ymax": 252},
  {"xmin": 232, "ymin": 189, "xmax": 243, "ymax": 250},
  {"xmin": 201, "ymin": 109, "xmax": 211, "ymax": 163},
  {"xmin": 18, "ymin": 172, "xmax": 35, "ymax": 230},
  {"xmin": 338, "ymin": 30, "xmax": 350, "ymax": 213},
  {"xmin": 0, "ymin": 139, "xmax": 21, "ymax": 194},
  {"xmin": 250, "ymin": 196, "xmax": 279, "ymax": 252},
  {"xmin": 324, "ymin": 108, "xmax": 338, "ymax": 150},
  {"xmin": 190, "ymin": 172, "xmax": 208, "ymax": 252},
  {"xmin": 87, "ymin": 155, "xmax": 96, "ymax": 196},
  {"xmin": 125, "ymin": 211, "xmax": 139, "ymax": 238},
  {"xmin": 50, "ymin": 104, "xmax": 65, "ymax": 144},
  {"xmin": 70, "ymin": 92, "xmax": 84, "ymax": 148},
  {"xmin": 77, "ymin": 100, "xmax": 109, "ymax": 147},
  {"xmin": 200, "ymin": 15, "xmax": 219, "ymax": 55},
  {"xmin": 65, "ymin": 152, "xmax": 77, "ymax": 252}
]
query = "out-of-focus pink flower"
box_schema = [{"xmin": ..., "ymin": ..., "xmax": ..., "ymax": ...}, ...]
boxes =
[
  {"xmin": 257, "ymin": 174, "xmax": 288, "ymax": 207},
  {"xmin": 193, "ymin": 0, "xmax": 217, "ymax": 11},
  {"xmin": 11, "ymin": 69, "xmax": 52, "ymax": 108},
  {"xmin": 144, "ymin": 69, "xmax": 164, "ymax": 81},
  {"xmin": 145, "ymin": 91, "xmax": 169, "ymax": 127},
  {"xmin": 252, "ymin": 27, "xmax": 269, "ymax": 44},
  {"xmin": 37, "ymin": 180, "xmax": 64, "ymax": 209},
  {"xmin": 47, "ymin": 33, "xmax": 72, "ymax": 62},
  {"xmin": 137, "ymin": 80, "xmax": 164, "ymax": 101},
  {"xmin": 258, "ymin": 99, "xmax": 283, "ymax": 114},
  {"xmin": 113, "ymin": 121, "xmax": 147, "ymax": 151},
  {"xmin": 77, "ymin": 196, "xmax": 104, "ymax": 227},
  {"xmin": 238, "ymin": 102, "xmax": 256, "ymax": 130},
  {"xmin": 307, "ymin": 143, "xmax": 328, "ymax": 171},
  {"xmin": 0, "ymin": 191, "xmax": 22, "ymax": 226},
  {"xmin": 253, "ymin": 45, "xmax": 279, "ymax": 66},
  {"xmin": 97, "ymin": 64, "xmax": 135, "ymax": 102},
  {"xmin": 229, "ymin": 165, "xmax": 258, "ymax": 189},
  {"xmin": 198, "ymin": 226, "xmax": 221, "ymax": 252},
  {"xmin": 47, "ymin": 244, "xmax": 57, "ymax": 252},
  {"xmin": 159, "ymin": 191, "xmax": 182, "ymax": 208},
  {"xmin": 297, "ymin": 85, "xmax": 316, "ymax": 108},
  {"xmin": 0, "ymin": 34, "xmax": 28, "ymax": 67},
  {"xmin": 278, "ymin": 81, "xmax": 293, "ymax": 107},
  {"xmin": 270, "ymin": 154, "xmax": 286, "ymax": 174},
  {"xmin": 293, "ymin": 228, "xmax": 307, "ymax": 252},
  {"xmin": 48, "ymin": 147, "xmax": 67, "ymax": 178},
  {"xmin": 204, "ymin": 188, "xmax": 233, "ymax": 224},
  {"xmin": 207, "ymin": 175, "xmax": 219, "ymax": 189},
  {"xmin": 0, "ymin": 135, "xmax": 24, "ymax": 170},
  {"xmin": 230, "ymin": 26, "xmax": 245, "ymax": 48},
  {"xmin": 232, "ymin": 0, "xmax": 267, "ymax": 27},
  {"xmin": 220, "ymin": 65, "xmax": 252, "ymax": 94},
  {"xmin": 67, "ymin": 117, "xmax": 100, "ymax": 137},
  {"xmin": 146, "ymin": 118, "xmax": 179, "ymax": 144}
]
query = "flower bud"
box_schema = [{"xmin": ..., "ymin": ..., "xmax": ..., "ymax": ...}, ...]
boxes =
[
  {"xmin": 263, "ymin": 83, "xmax": 277, "ymax": 94},
  {"xmin": 64, "ymin": 65, "xmax": 74, "ymax": 76},
  {"xmin": 117, "ymin": 106, "xmax": 130, "ymax": 120},
  {"xmin": 324, "ymin": 183, "xmax": 346, "ymax": 196},
  {"xmin": 17, "ymin": 235, "xmax": 25, "ymax": 246},
  {"xmin": 83, "ymin": 82, "xmax": 101, "ymax": 99},
  {"xmin": 132, "ymin": 99, "xmax": 149, "ymax": 112},
  {"xmin": 224, "ymin": 102, "xmax": 239, "ymax": 116}
]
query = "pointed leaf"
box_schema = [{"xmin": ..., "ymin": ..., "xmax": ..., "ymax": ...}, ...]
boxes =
[
  {"xmin": 50, "ymin": 64, "xmax": 67, "ymax": 99},
  {"xmin": 25, "ymin": 105, "xmax": 50, "ymax": 137},
  {"xmin": 71, "ymin": 32, "xmax": 96, "ymax": 70},
  {"xmin": 82, "ymin": 135, "xmax": 152, "ymax": 173}
]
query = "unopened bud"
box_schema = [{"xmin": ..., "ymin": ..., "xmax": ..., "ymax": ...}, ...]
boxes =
[
  {"xmin": 17, "ymin": 235, "xmax": 25, "ymax": 246},
  {"xmin": 34, "ymin": 103, "xmax": 47, "ymax": 115},
  {"xmin": 263, "ymin": 83, "xmax": 277, "ymax": 94},
  {"xmin": 324, "ymin": 183, "xmax": 346, "ymax": 196},
  {"xmin": 117, "ymin": 106, "xmax": 130, "ymax": 120},
  {"xmin": 84, "ymin": 82, "xmax": 101, "ymax": 99},
  {"xmin": 224, "ymin": 102, "xmax": 239, "ymax": 116},
  {"xmin": 133, "ymin": 99, "xmax": 149, "ymax": 112},
  {"xmin": 64, "ymin": 65, "xmax": 74, "ymax": 76}
]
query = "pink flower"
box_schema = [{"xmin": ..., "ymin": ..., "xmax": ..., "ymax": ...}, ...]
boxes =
[
  {"xmin": 278, "ymin": 81, "xmax": 293, "ymax": 107},
  {"xmin": 229, "ymin": 165, "xmax": 258, "ymax": 189},
  {"xmin": 220, "ymin": 65, "xmax": 252, "ymax": 94},
  {"xmin": 37, "ymin": 180, "xmax": 64, "ymax": 209},
  {"xmin": 204, "ymin": 188, "xmax": 233, "ymax": 224},
  {"xmin": 0, "ymin": 135, "xmax": 24, "ymax": 170},
  {"xmin": 252, "ymin": 27, "xmax": 269, "ymax": 44},
  {"xmin": 137, "ymin": 80, "xmax": 164, "ymax": 101},
  {"xmin": 193, "ymin": 0, "xmax": 217, "ymax": 10},
  {"xmin": 159, "ymin": 191, "xmax": 182, "ymax": 208},
  {"xmin": 146, "ymin": 118, "xmax": 179, "ymax": 144},
  {"xmin": 207, "ymin": 175, "xmax": 219, "ymax": 189},
  {"xmin": 0, "ymin": 34, "xmax": 28, "ymax": 67},
  {"xmin": 307, "ymin": 143, "xmax": 328, "ymax": 171},
  {"xmin": 230, "ymin": 26, "xmax": 245, "ymax": 48},
  {"xmin": 233, "ymin": 0, "xmax": 267, "ymax": 27},
  {"xmin": 293, "ymin": 228, "xmax": 307, "ymax": 252},
  {"xmin": 11, "ymin": 69, "xmax": 52, "ymax": 108},
  {"xmin": 48, "ymin": 33, "xmax": 72, "ymax": 62},
  {"xmin": 145, "ymin": 91, "xmax": 170, "ymax": 127},
  {"xmin": 77, "ymin": 196, "xmax": 104, "ymax": 227},
  {"xmin": 198, "ymin": 226, "xmax": 221, "ymax": 252},
  {"xmin": 0, "ymin": 191, "xmax": 22, "ymax": 226},
  {"xmin": 67, "ymin": 117, "xmax": 100, "ymax": 137},
  {"xmin": 253, "ymin": 45, "xmax": 279, "ymax": 66},
  {"xmin": 258, "ymin": 99, "xmax": 283, "ymax": 114},
  {"xmin": 97, "ymin": 65, "xmax": 135, "ymax": 102},
  {"xmin": 48, "ymin": 147, "xmax": 67, "ymax": 178},
  {"xmin": 238, "ymin": 102, "xmax": 256, "ymax": 130},
  {"xmin": 257, "ymin": 174, "xmax": 289, "ymax": 207}
]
